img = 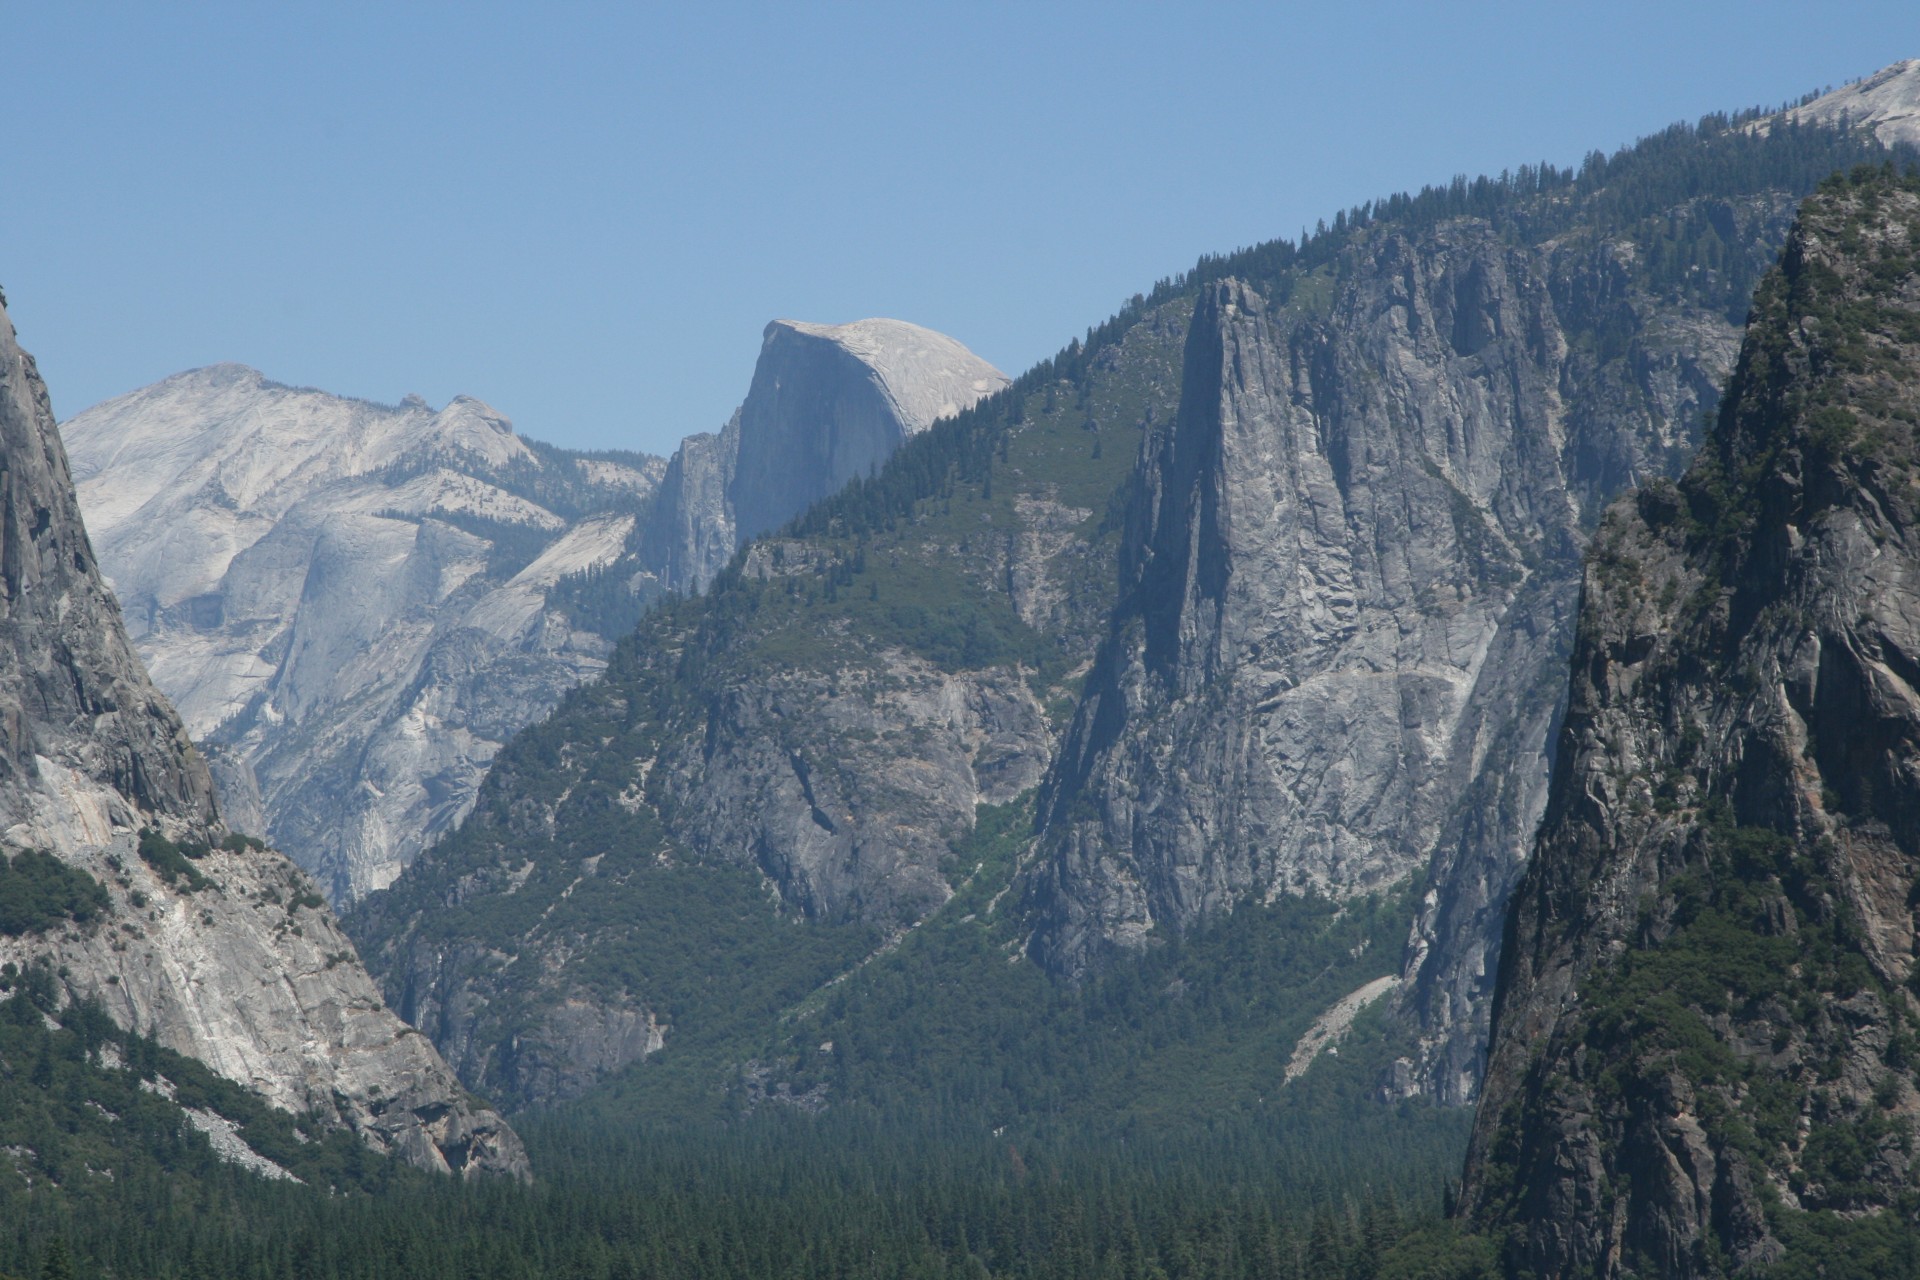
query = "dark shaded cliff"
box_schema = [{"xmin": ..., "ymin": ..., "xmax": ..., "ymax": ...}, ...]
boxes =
[{"xmin": 1464, "ymin": 167, "xmax": 1920, "ymax": 1277}]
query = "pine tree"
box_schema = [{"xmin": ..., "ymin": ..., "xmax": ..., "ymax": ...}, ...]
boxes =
[{"xmin": 36, "ymin": 1241, "xmax": 72, "ymax": 1280}]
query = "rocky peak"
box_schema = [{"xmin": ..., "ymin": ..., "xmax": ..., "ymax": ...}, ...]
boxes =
[
  {"xmin": 769, "ymin": 317, "xmax": 1010, "ymax": 441},
  {"xmin": 641, "ymin": 316, "xmax": 1008, "ymax": 591},
  {"xmin": 66, "ymin": 368, "xmax": 540, "ymax": 634},
  {"xmin": 417, "ymin": 394, "xmax": 533, "ymax": 469},
  {"xmin": 63, "ymin": 364, "xmax": 661, "ymax": 903},
  {"xmin": 0, "ymin": 294, "xmax": 526, "ymax": 1179},
  {"xmin": 1463, "ymin": 168, "xmax": 1920, "ymax": 1277},
  {"xmin": 1025, "ymin": 202, "xmax": 1741, "ymax": 1017}
]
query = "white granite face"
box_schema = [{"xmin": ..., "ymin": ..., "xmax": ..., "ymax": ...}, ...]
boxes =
[
  {"xmin": 66, "ymin": 316, "xmax": 1003, "ymax": 903},
  {"xmin": 776, "ymin": 317, "xmax": 1010, "ymax": 435},
  {"xmin": 1775, "ymin": 58, "xmax": 1920, "ymax": 148},
  {"xmin": 64, "ymin": 366, "xmax": 662, "ymax": 901},
  {"xmin": 639, "ymin": 317, "xmax": 1009, "ymax": 591},
  {"xmin": 0, "ymin": 301, "xmax": 525, "ymax": 1178}
]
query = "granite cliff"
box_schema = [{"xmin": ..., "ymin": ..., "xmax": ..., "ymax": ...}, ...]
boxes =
[
  {"xmin": 0, "ymin": 296, "xmax": 525, "ymax": 1178},
  {"xmin": 350, "ymin": 92, "xmax": 1914, "ymax": 1116},
  {"xmin": 1464, "ymin": 168, "xmax": 1920, "ymax": 1277},
  {"xmin": 64, "ymin": 369, "xmax": 665, "ymax": 902},
  {"xmin": 1031, "ymin": 82, "xmax": 1920, "ymax": 1104},
  {"xmin": 1029, "ymin": 198, "xmax": 1788, "ymax": 1104},
  {"xmin": 67, "ymin": 318, "xmax": 1003, "ymax": 904},
  {"xmin": 637, "ymin": 317, "xmax": 1010, "ymax": 592}
]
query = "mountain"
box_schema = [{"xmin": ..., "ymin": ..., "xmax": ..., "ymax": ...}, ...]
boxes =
[
  {"xmin": 0, "ymin": 296, "xmax": 525, "ymax": 1180},
  {"xmin": 347, "ymin": 95, "xmax": 1912, "ymax": 1115},
  {"xmin": 1026, "ymin": 217, "xmax": 1726, "ymax": 1105},
  {"xmin": 636, "ymin": 317, "xmax": 1011, "ymax": 592},
  {"xmin": 65, "ymin": 321, "xmax": 1003, "ymax": 904},
  {"xmin": 63, "ymin": 369, "xmax": 664, "ymax": 903},
  {"xmin": 1772, "ymin": 59, "xmax": 1920, "ymax": 149},
  {"xmin": 1463, "ymin": 166, "xmax": 1920, "ymax": 1279},
  {"xmin": 351, "ymin": 313, "xmax": 1169, "ymax": 1108}
]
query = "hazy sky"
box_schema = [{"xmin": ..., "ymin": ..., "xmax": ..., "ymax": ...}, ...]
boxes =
[{"xmin": 3, "ymin": 2, "xmax": 1914, "ymax": 454}]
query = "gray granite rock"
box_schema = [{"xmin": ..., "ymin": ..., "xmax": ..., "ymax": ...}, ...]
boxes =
[
  {"xmin": 64, "ymin": 367, "xmax": 663, "ymax": 902},
  {"xmin": 70, "ymin": 317, "xmax": 1004, "ymax": 904},
  {"xmin": 1465, "ymin": 173, "xmax": 1920, "ymax": 1275},
  {"xmin": 1030, "ymin": 200, "xmax": 1776, "ymax": 1102},
  {"xmin": 638, "ymin": 318, "xmax": 1008, "ymax": 592},
  {"xmin": 0, "ymin": 299, "xmax": 525, "ymax": 1178}
]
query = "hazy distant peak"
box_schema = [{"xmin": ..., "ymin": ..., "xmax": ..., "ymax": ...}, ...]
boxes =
[
  {"xmin": 1775, "ymin": 58, "xmax": 1920, "ymax": 148},
  {"xmin": 64, "ymin": 369, "xmax": 533, "ymax": 524},
  {"xmin": 176, "ymin": 361, "xmax": 267, "ymax": 386},
  {"xmin": 764, "ymin": 315, "xmax": 1009, "ymax": 435},
  {"xmin": 422, "ymin": 394, "xmax": 530, "ymax": 469}
]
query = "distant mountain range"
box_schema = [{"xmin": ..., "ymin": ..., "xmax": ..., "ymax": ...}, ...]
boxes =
[{"xmin": 65, "ymin": 321, "xmax": 1005, "ymax": 901}]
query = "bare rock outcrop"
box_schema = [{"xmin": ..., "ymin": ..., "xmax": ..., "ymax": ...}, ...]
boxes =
[
  {"xmin": 65, "ymin": 368, "xmax": 663, "ymax": 901},
  {"xmin": 638, "ymin": 318, "xmax": 1008, "ymax": 591},
  {"xmin": 0, "ymin": 297, "xmax": 525, "ymax": 1177},
  {"xmin": 1771, "ymin": 58, "xmax": 1920, "ymax": 149}
]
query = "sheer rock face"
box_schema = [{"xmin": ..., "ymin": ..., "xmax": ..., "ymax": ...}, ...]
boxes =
[
  {"xmin": 0, "ymin": 300, "xmax": 525, "ymax": 1178},
  {"xmin": 729, "ymin": 319, "xmax": 1012, "ymax": 545},
  {"xmin": 636, "ymin": 412, "xmax": 741, "ymax": 595},
  {"xmin": 64, "ymin": 367, "xmax": 662, "ymax": 902},
  {"xmin": 1031, "ymin": 204, "xmax": 1773, "ymax": 1102},
  {"xmin": 648, "ymin": 604, "xmax": 1054, "ymax": 926},
  {"xmin": 640, "ymin": 318, "xmax": 1009, "ymax": 591},
  {"xmin": 1464, "ymin": 177, "xmax": 1920, "ymax": 1277}
]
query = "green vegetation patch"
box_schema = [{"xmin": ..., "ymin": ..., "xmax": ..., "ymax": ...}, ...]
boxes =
[
  {"xmin": 0, "ymin": 962, "xmax": 419, "ymax": 1209},
  {"xmin": 0, "ymin": 849, "xmax": 109, "ymax": 937},
  {"xmin": 136, "ymin": 828, "xmax": 212, "ymax": 893}
]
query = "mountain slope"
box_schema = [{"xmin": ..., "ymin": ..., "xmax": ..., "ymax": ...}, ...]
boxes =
[
  {"xmin": 68, "ymin": 320, "xmax": 1005, "ymax": 905},
  {"xmin": 1464, "ymin": 167, "xmax": 1920, "ymax": 1278},
  {"xmin": 1774, "ymin": 59, "xmax": 1920, "ymax": 149},
  {"xmin": 0, "ymin": 296, "xmax": 525, "ymax": 1179},
  {"xmin": 64, "ymin": 368, "xmax": 665, "ymax": 901},
  {"xmin": 350, "ymin": 312, "xmax": 1163, "ymax": 1108},
  {"xmin": 350, "ymin": 91, "xmax": 1913, "ymax": 1115},
  {"xmin": 1032, "ymin": 91, "xmax": 1920, "ymax": 1105}
]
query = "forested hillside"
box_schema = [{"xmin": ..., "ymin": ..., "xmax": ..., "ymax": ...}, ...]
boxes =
[
  {"xmin": 350, "ymin": 101, "xmax": 1912, "ymax": 1121},
  {"xmin": 13, "ymin": 74, "xmax": 1920, "ymax": 1280}
]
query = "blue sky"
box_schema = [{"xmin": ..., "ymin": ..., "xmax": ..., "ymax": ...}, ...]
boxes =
[{"xmin": 2, "ymin": 2, "xmax": 1914, "ymax": 454}]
